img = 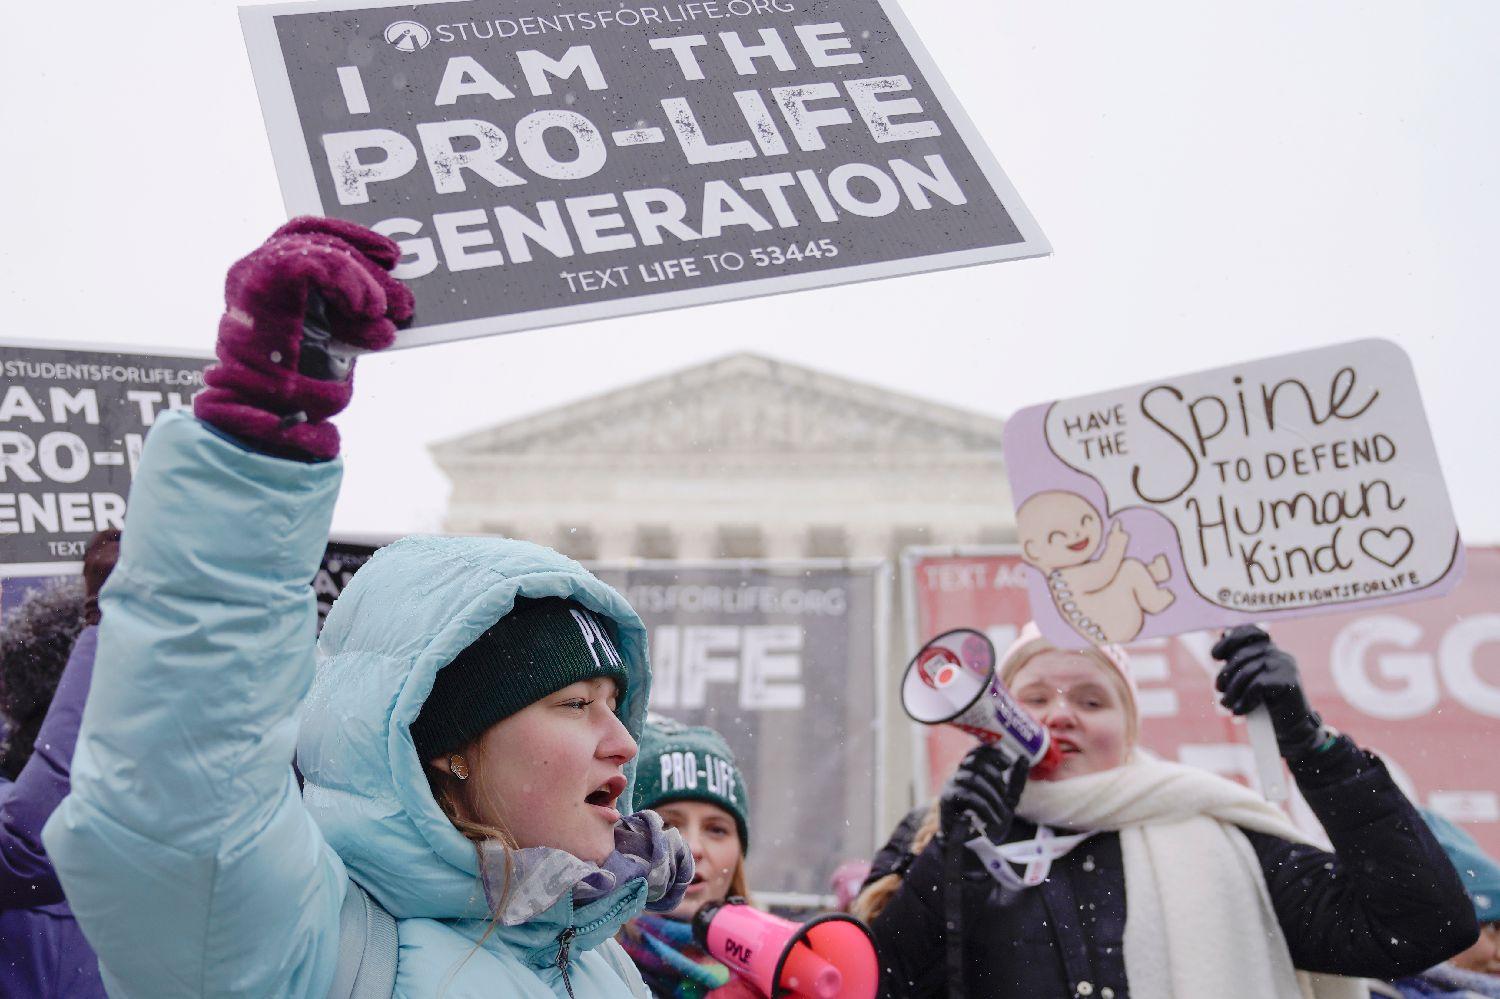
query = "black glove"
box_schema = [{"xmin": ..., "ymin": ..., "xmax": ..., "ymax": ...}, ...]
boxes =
[
  {"xmin": 939, "ymin": 744, "xmax": 1028, "ymax": 845},
  {"xmin": 1212, "ymin": 625, "xmax": 1325, "ymax": 759}
]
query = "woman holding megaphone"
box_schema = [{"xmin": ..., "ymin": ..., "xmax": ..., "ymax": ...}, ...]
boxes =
[
  {"xmin": 856, "ymin": 623, "xmax": 1477, "ymax": 999},
  {"xmin": 621, "ymin": 717, "xmax": 880, "ymax": 999},
  {"xmin": 42, "ymin": 219, "xmax": 695, "ymax": 998},
  {"xmin": 620, "ymin": 717, "xmax": 761, "ymax": 998}
]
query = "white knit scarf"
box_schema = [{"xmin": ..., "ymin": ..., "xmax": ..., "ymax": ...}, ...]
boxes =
[{"xmin": 1017, "ymin": 752, "xmax": 1368, "ymax": 999}]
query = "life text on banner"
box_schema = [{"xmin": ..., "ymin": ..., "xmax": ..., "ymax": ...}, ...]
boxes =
[
  {"xmin": 594, "ymin": 561, "xmax": 886, "ymax": 898},
  {"xmin": 241, "ymin": 0, "xmax": 1048, "ymax": 345}
]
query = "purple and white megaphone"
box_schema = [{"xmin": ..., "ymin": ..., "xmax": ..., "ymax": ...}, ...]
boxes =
[{"xmin": 901, "ymin": 628, "xmax": 1063, "ymax": 778}]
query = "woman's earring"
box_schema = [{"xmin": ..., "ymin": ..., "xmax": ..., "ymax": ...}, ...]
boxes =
[{"xmin": 449, "ymin": 754, "xmax": 470, "ymax": 781}]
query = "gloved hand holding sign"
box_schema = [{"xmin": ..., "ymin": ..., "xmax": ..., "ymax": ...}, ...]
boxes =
[
  {"xmin": 193, "ymin": 216, "xmax": 414, "ymax": 461},
  {"xmin": 1212, "ymin": 625, "xmax": 1329, "ymax": 762}
]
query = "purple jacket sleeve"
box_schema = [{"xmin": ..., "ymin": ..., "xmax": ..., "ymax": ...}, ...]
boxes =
[{"xmin": 0, "ymin": 625, "xmax": 96, "ymax": 908}]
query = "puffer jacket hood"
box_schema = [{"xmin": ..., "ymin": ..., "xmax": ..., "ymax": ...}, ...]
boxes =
[
  {"xmin": 299, "ymin": 534, "xmax": 652, "ymax": 933},
  {"xmin": 43, "ymin": 409, "xmax": 653, "ymax": 997}
]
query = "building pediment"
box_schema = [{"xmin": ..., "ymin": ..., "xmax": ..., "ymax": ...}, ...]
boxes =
[{"xmin": 431, "ymin": 353, "xmax": 1004, "ymax": 460}]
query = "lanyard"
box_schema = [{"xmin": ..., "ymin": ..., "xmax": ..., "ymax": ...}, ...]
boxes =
[{"xmin": 965, "ymin": 825, "xmax": 1094, "ymax": 890}]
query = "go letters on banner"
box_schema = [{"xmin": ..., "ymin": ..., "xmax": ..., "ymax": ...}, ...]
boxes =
[
  {"xmin": 1000, "ymin": 340, "xmax": 1462, "ymax": 649},
  {"xmin": 240, "ymin": 0, "xmax": 1048, "ymax": 347}
]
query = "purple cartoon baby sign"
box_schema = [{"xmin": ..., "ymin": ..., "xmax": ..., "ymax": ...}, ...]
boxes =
[{"xmin": 1002, "ymin": 339, "xmax": 1463, "ymax": 649}]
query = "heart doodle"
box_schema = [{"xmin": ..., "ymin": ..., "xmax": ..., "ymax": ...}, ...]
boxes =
[{"xmin": 1359, "ymin": 526, "xmax": 1414, "ymax": 568}]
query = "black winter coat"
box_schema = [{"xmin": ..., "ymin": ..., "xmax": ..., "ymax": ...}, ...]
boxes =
[{"xmin": 867, "ymin": 738, "xmax": 1478, "ymax": 999}]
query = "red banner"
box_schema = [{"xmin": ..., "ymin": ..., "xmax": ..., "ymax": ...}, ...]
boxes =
[{"xmin": 904, "ymin": 546, "xmax": 1500, "ymax": 856}]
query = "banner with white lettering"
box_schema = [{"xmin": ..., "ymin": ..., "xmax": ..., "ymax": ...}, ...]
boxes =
[
  {"xmin": 1001, "ymin": 340, "xmax": 1463, "ymax": 649},
  {"xmin": 594, "ymin": 561, "xmax": 887, "ymax": 898},
  {"xmin": 240, "ymin": 0, "xmax": 1048, "ymax": 347},
  {"xmin": 903, "ymin": 545, "xmax": 1500, "ymax": 859},
  {"xmin": 0, "ymin": 342, "xmax": 209, "ymax": 575},
  {"xmin": 315, "ymin": 537, "xmax": 386, "ymax": 628}
]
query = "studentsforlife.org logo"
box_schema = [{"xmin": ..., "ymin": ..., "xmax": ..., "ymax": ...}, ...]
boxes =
[{"xmin": 383, "ymin": 20, "xmax": 431, "ymax": 51}]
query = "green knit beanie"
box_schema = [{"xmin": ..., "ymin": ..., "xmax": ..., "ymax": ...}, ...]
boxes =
[
  {"xmin": 633, "ymin": 716, "xmax": 750, "ymax": 851},
  {"xmin": 410, "ymin": 596, "xmax": 629, "ymax": 760},
  {"xmin": 1421, "ymin": 807, "xmax": 1500, "ymax": 922}
]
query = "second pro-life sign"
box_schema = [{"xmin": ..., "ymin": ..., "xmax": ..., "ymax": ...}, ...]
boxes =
[
  {"xmin": 1001, "ymin": 340, "xmax": 1463, "ymax": 649},
  {"xmin": 1, "ymin": 342, "xmax": 209, "ymax": 576},
  {"xmin": 241, "ymin": 0, "xmax": 1048, "ymax": 346}
]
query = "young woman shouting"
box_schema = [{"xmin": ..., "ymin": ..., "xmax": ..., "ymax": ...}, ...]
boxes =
[{"xmin": 43, "ymin": 218, "xmax": 690, "ymax": 997}]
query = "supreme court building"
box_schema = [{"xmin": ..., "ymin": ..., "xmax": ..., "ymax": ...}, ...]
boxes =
[{"xmin": 433, "ymin": 352, "xmax": 1015, "ymax": 560}]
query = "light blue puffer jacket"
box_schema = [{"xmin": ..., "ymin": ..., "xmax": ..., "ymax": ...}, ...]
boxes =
[{"xmin": 43, "ymin": 410, "xmax": 653, "ymax": 998}]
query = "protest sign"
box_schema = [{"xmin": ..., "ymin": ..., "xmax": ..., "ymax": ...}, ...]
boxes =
[
  {"xmin": 240, "ymin": 0, "xmax": 1049, "ymax": 347},
  {"xmin": 593, "ymin": 560, "xmax": 888, "ymax": 901},
  {"xmin": 903, "ymin": 545, "xmax": 1500, "ymax": 858},
  {"xmin": 0, "ymin": 341, "xmax": 209, "ymax": 576},
  {"xmin": 315, "ymin": 536, "xmax": 387, "ymax": 628},
  {"xmin": 1001, "ymin": 340, "xmax": 1462, "ymax": 649}
]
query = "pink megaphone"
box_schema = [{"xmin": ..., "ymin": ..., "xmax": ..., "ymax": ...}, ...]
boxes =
[
  {"xmin": 692, "ymin": 899, "xmax": 880, "ymax": 999},
  {"xmin": 901, "ymin": 628, "xmax": 1063, "ymax": 778}
]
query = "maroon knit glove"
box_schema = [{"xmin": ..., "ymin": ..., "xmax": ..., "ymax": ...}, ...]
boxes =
[{"xmin": 193, "ymin": 217, "xmax": 414, "ymax": 461}]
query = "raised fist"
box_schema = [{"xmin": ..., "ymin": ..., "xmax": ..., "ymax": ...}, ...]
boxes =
[{"xmin": 193, "ymin": 217, "xmax": 414, "ymax": 460}]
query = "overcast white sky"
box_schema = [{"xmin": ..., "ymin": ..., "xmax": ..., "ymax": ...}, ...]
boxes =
[{"xmin": 3, "ymin": 2, "xmax": 1496, "ymax": 540}]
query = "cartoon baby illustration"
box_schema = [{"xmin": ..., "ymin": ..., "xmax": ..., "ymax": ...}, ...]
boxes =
[{"xmin": 1017, "ymin": 491, "xmax": 1175, "ymax": 644}]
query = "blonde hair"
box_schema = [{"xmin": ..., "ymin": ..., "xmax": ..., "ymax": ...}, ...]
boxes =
[
  {"xmin": 727, "ymin": 854, "xmax": 754, "ymax": 906},
  {"xmin": 426, "ymin": 748, "xmax": 519, "ymax": 964},
  {"xmin": 849, "ymin": 802, "xmax": 941, "ymax": 923},
  {"xmin": 1001, "ymin": 638, "xmax": 1140, "ymax": 746}
]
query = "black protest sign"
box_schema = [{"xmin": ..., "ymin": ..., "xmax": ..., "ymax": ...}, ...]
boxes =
[
  {"xmin": 241, "ymin": 0, "xmax": 1048, "ymax": 346},
  {"xmin": 592, "ymin": 561, "xmax": 885, "ymax": 898},
  {"xmin": 0, "ymin": 343, "xmax": 208, "ymax": 574},
  {"xmin": 315, "ymin": 537, "xmax": 385, "ymax": 628}
]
